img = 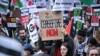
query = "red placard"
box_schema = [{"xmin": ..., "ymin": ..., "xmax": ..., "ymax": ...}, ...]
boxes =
[
  {"xmin": 20, "ymin": 16, "xmax": 29, "ymax": 25},
  {"xmin": 91, "ymin": 15, "xmax": 99, "ymax": 26}
]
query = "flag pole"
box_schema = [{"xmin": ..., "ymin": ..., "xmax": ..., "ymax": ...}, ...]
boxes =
[{"xmin": 10, "ymin": 0, "xmax": 13, "ymax": 17}]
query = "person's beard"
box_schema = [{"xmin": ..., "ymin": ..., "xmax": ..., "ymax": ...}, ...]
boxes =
[
  {"xmin": 20, "ymin": 36, "xmax": 26, "ymax": 40},
  {"xmin": 79, "ymin": 41, "xmax": 83, "ymax": 44}
]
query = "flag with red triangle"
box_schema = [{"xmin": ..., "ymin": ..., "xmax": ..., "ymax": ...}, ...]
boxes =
[
  {"xmin": 12, "ymin": 0, "xmax": 19, "ymax": 4},
  {"xmin": 12, "ymin": 0, "xmax": 23, "ymax": 8},
  {"xmin": 65, "ymin": 19, "xmax": 73, "ymax": 36}
]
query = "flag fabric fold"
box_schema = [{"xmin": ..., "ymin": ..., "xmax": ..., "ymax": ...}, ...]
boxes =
[
  {"xmin": 12, "ymin": 0, "xmax": 23, "ymax": 8},
  {"xmin": 80, "ymin": 0, "xmax": 93, "ymax": 6},
  {"xmin": 65, "ymin": 19, "xmax": 73, "ymax": 36}
]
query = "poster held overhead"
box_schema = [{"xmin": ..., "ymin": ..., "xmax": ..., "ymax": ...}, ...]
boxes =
[
  {"xmin": 27, "ymin": 19, "xmax": 39, "ymax": 44},
  {"xmin": 91, "ymin": 15, "xmax": 99, "ymax": 27},
  {"xmin": 39, "ymin": 10, "xmax": 64, "ymax": 41},
  {"xmin": 52, "ymin": 0, "xmax": 74, "ymax": 11}
]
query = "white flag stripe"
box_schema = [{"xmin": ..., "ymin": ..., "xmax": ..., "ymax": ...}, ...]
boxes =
[
  {"xmin": 0, "ymin": 0, "xmax": 9, "ymax": 6},
  {"xmin": 20, "ymin": 7, "xmax": 29, "ymax": 16},
  {"xmin": 0, "ymin": 8, "xmax": 7, "ymax": 15},
  {"xmin": 86, "ymin": 13, "xmax": 93, "ymax": 15},
  {"xmin": 94, "ymin": 9, "xmax": 100, "ymax": 12},
  {"xmin": 91, "ymin": 4, "xmax": 100, "ymax": 7}
]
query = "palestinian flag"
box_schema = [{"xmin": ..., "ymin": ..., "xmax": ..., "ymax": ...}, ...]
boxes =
[
  {"xmin": 0, "ymin": 0, "xmax": 9, "ymax": 15},
  {"xmin": 66, "ymin": 19, "xmax": 72, "ymax": 36},
  {"xmin": 80, "ymin": 0, "xmax": 93, "ymax": 6},
  {"xmin": 12, "ymin": 0, "xmax": 23, "ymax": 8},
  {"xmin": 91, "ymin": 4, "xmax": 100, "ymax": 15},
  {"xmin": 65, "ymin": 18, "xmax": 75, "ymax": 37}
]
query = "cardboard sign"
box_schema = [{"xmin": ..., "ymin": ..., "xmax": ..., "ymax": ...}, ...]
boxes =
[
  {"xmin": 12, "ymin": 8, "xmax": 20, "ymax": 18},
  {"xmin": 91, "ymin": 15, "xmax": 99, "ymax": 26},
  {"xmin": 6, "ymin": 17, "xmax": 17, "ymax": 28},
  {"xmin": 27, "ymin": 19, "xmax": 39, "ymax": 43},
  {"xmin": 39, "ymin": 10, "xmax": 63, "ymax": 41}
]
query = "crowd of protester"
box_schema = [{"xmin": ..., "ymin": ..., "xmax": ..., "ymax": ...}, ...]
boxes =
[{"xmin": 0, "ymin": 15, "xmax": 100, "ymax": 56}]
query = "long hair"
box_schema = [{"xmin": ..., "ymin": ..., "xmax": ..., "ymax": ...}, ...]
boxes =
[{"xmin": 61, "ymin": 42, "xmax": 73, "ymax": 56}]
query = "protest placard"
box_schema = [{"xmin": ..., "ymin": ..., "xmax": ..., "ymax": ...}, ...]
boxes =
[
  {"xmin": 52, "ymin": 0, "xmax": 74, "ymax": 11},
  {"xmin": 27, "ymin": 19, "xmax": 39, "ymax": 43},
  {"xmin": 39, "ymin": 10, "xmax": 64, "ymax": 41},
  {"xmin": 6, "ymin": 17, "xmax": 17, "ymax": 28},
  {"xmin": 91, "ymin": 15, "xmax": 99, "ymax": 26},
  {"xmin": 20, "ymin": 16, "xmax": 29, "ymax": 25}
]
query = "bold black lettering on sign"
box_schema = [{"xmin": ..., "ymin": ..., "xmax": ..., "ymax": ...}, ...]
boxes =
[
  {"xmin": 29, "ymin": 24, "xmax": 34, "ymax": 32},
  {"xmin": 41, "ymin": 19, "xmax": 62, "ymax": 28}
]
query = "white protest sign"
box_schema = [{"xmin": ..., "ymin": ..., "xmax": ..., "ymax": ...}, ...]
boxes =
[
  {"xmin": 35, "ymin": 0, "xmax": 46, "ymax": 7},
  {"xmin": 52, "ymin": 0, "xmax": 74, "ymax": 11},
  {"xmin": 32, "ymin": 13, "xmax": 41, "ymax": 33},
  {"xmin": 27, "ymin": 19, "xmax": 39, "ymax": 43},
  {"xmin": 20, "ymin": 7, "xmax": 29, "ymax": 16},
  {"xmin": 74, "ymin": 0, "xmax": 82, "ymax": 8},
  {"xmin": 28, "ymin": 5, "xmax": 38, "ymax": 13}
]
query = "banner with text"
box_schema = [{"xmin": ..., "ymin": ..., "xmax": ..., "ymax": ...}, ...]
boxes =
[
  {"xmin": 91, "ymin": 15, "xmax": 99, "ymax": 27},
  {"xmin": 39, "ymin": 10, "xmax": 64, "ymax": 41},
  {"xmin": 27, "ymin": 19, "xmax": 39, "ymax": 43},
  {"xmin": 52, "ymin": 0, "xmax": 74, "ymax": 11},
  {"xmin": 6, "ymin": 17, "xmax": 17, "ymax": 28}
]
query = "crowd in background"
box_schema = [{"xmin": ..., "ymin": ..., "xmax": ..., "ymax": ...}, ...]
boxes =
[
  {"xmin": 0, "ymin": 14, "xmax": 100, "ymax": 56},
  {"xmin": 0, "ymin": 0, "xmax": 100, "ymax": 56}
]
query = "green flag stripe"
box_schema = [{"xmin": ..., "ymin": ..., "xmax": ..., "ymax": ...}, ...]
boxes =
[
  {"xmin": 0, "ymin": 4, "xmax": 8, "ymax": 9},
  {"xmin": 94, "ymin": 12, "xmax": 100, "ymax": 14},
  {"xmin": 80, "ymin": 0, "xmax": 93, "ymax": 6},
  {"xmin": 15, "ymin": 1, "xmax": 23, "ymax": 8}
]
